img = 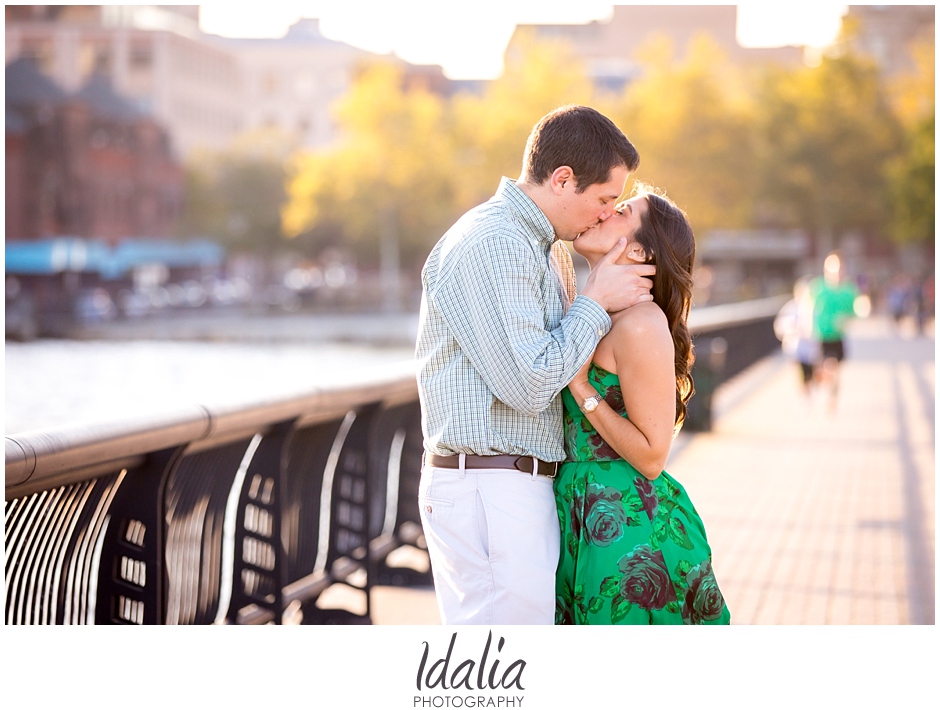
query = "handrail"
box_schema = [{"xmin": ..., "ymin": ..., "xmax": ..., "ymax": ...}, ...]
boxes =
[
  {"xmin": 5, "ymin": 298, "xmax": 790, "ymax": 496},
  {"xmin": 5, "ymin": 361, "xmax": 417, "ymax": 498},
  {"xmin": 689, "ymin": 295, "xmax": 790, "ymax": 332}
]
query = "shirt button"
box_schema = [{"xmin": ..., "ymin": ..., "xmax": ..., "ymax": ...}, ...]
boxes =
[{"xmin": 425, "ymin": 504, "xmax": 433, "ymax": 514}]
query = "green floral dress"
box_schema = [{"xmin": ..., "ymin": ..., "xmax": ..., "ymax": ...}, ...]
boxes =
[{"xmin": 554, "ymin": 363, "xmax": 730, "ymax": 625}]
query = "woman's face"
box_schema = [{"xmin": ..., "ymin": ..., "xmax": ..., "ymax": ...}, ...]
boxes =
[{"xmin": 572, "ymin": 194, "xmax": 650, "ymax": 265}]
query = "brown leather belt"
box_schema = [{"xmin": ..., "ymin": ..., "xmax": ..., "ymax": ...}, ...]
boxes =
[{"xmin": 425, "ymin": 453, "xmax": 559, "ymax": 478}]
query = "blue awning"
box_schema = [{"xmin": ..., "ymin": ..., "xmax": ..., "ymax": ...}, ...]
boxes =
[{"xmin": 5, "ymin": 238, "xmax": 225, "ymax": 278}]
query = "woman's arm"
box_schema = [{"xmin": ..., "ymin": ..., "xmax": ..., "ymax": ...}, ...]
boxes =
[{"xmin": 567, "ymin": 302, "xmax": 676, "ymax": 479}]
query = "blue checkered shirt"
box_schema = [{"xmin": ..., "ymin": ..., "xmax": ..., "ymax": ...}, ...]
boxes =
[{"xmin": 416, "ymin": 178, "xmax": 612, "ymax": 462}]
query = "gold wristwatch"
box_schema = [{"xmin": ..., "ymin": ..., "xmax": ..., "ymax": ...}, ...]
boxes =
[{"xmin": 580, "ymin": 394, "xmax": 604, "ymax": 413}]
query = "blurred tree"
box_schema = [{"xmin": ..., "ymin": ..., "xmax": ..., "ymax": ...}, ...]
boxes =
[
  {"xmin": 284, "ymin": 41, "xmax": 599, "ymax": 271},
  {"xmin": 886, "ymin": 38, "xmax": 934, "ymax": 245},
  {"xmin": 751, "ymin": 48, "xmax": 903, "ymax": 252},
  {"xmin": 283, "ymin": 61, "xmax": 457, "ymax": 269},
  {"xmin": 450, "ymin": 29, "xmax": 595, "ymax": 208},
  {"xmin": 178, "ymin": 127, "xmax": 294, "ymax": 253},
  {"xmin": 179, "ymin": 161, "xmax": 226, "ymax": 238},
  {"xmin": 608, "ymin": 36, "xmax": 759, "ymax": 232}
]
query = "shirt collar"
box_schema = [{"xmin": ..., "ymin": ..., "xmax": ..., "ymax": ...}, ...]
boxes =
[{"xmin": 497, "ymin": 177, "xmax": 556, "ymax": 251}]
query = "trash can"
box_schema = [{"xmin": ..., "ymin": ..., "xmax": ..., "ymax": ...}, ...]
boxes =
[{"xmin": 685, "ymin": 336, "xmax": 727, "ymax": 432}]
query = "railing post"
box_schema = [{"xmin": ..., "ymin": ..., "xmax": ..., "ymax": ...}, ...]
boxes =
[
  {"xmin": 369, "ymin": 400, "xmax": 433, "ymax": 587},
  {"xmin": 228, "ymin": 420, "xmax": 297, "ymax": 625},
  {"xmin": 94, "ymin": 445, "xmax": 186, "ymax": 625},
  {"xmin": 302, "ymin": 403, "xmax": 379, "ymax": 624},
  {"xmin": 686, "ymin": 337, "xmax": 728, "ymax": 432}
]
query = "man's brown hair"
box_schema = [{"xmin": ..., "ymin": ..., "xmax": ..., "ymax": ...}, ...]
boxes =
[{"xmin": 520, "ymin": 105, "xmax": 639, "ymax": 193}]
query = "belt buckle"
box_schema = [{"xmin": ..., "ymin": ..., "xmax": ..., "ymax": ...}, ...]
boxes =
[{"xmin": 529, "ymin": 457, "xmax": 558, "ymax": 479}]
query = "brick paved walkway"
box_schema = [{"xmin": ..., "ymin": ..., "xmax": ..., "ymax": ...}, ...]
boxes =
[
  {"xmin": 671, "ymin": 315, "xmax": 934, "ymax": 624},
  {"xmin": 367, "ymin": 315, "xmax": 935, "ymax": 625}
]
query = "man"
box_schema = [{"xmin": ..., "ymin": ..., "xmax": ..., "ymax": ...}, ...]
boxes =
[
  {"xmin": 415, "ymin": 105, "xmax": 655, "ymax": 624},
  {"xmin": 811, "ymin": 251, "xmax": 859, "ymax": 413}
]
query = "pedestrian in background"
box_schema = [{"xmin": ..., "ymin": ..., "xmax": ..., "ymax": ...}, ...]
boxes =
[
  {"xmin": 886, "ymin": 274, "xmax": 913, "ymax": 331},
  {"xmin": 913, "ymin": 272, "xmax": 933, "ymax": 336},
  {"xmin": 774, "ymin": 276, "xmax": 820, "ymax": 401},
  {"xmin": 811, "ymin": 252, "xmax": 860, "ymax": 414},
  {"xmin": 922, "ymin": 272, "xmax": 935, "ymax": 334}
]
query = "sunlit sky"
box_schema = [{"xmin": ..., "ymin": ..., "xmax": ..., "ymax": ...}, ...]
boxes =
[{"xmin": 200, "ymin": 2, "xmax": 849, "ymax": 80}]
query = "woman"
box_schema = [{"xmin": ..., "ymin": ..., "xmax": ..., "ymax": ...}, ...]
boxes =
[
  {"xmin": 773, "ymin": 276, "xmax": 820, "ymax": 400},
  {"xmin": 555, "ymin": 184, "xmax": 730, "ymax": 625}
]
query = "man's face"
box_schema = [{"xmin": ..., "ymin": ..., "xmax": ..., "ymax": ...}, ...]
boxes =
[{"xmin": 554, "ymin": 164, "xmax": 630, "ymax": 241}]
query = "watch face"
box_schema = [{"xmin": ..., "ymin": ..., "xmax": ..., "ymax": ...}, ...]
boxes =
[{"xmin": 584, "ymin": 397, "xmax": 599, "ymax": 412}]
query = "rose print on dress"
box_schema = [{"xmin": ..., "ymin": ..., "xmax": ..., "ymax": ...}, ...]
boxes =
[
  {"xmin": 582, "ymin": 482, "xmax": 628, "ymax": 547},
  {"xmin": 616, "ymin": 544, "xmax": 676, "ymax": 611},
  {"xmin": 682, "ymin": 560, "xmax": 726, "ymax": 624},
  {"xmin": 603, "ymin": 385, "xmax": 625, "ymax": 414}
]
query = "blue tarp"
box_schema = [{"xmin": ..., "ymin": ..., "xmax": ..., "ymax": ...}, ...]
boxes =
[{"xmin": 5, "ymin": 237, "xmax": 225, "ymax": 278}]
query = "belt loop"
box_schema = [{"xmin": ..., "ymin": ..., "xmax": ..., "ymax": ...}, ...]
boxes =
[
  {"xmin": 458, "ymin": 452, "xmax": 466, "ymax": 479},
  {"xmin": 531, "ymin": 456, "xmax": 538, "ymax": 478}
]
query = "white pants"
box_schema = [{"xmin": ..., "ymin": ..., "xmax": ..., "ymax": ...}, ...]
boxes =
[{"xmin": 418, "ymin": 461, "xmax": 560, "ymax": 625}]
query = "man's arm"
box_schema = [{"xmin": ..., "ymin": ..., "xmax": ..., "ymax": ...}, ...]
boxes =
[{"xmin": 431, "ymin": 234, "xmax": 609, "ymax": 417}]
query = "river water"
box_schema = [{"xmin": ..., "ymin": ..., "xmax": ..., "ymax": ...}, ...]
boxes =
[{"xmin": 5, "ymin": 339, "xmax": 415, "ymax": 435}]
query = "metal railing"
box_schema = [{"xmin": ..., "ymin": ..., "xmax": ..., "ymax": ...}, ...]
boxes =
[
  {"xmin": 5, "ymin": 362, "xmax": 429, "ymax": 625},
  {"xmin": 686, "ymin": 295, "xmax": 790, "ymax": 430},
  {"xmin": 4, "ymin": 296, "xmax": 789, "ymax": 624}
]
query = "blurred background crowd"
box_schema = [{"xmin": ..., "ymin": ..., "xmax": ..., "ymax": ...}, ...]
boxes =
[{"xmin": 4, "ymin": 4, "xmax": 935, "ymax": 340}]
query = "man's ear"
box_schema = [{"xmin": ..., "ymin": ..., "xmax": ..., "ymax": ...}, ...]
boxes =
[{"xmin": 549, "ymin": 166, "xmax": 575, "ymax": 195}]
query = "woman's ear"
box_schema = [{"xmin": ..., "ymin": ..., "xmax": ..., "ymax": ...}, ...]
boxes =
[{"xmin": 626, "ymin": 243, "xmax": 648, "ymax": 262}]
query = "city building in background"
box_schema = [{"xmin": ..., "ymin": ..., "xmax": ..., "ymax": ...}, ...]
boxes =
[
  {"xmin": 5, "ymin": 5, "xmax": 243, "ymax": 157},
  {"xmin": 205, "ymin": 18, "xmax": 374, "ymax": 150},
  {"xmin": 206, "ymin": 18, "xmax": 467, "ymax": 150},
  {"xmin": 3, "ymin": 4, "xmax": 462, "ymax": 338},
  {"xmin": 5, "ymin": 7, "xmax": 222, "ymax": 340},
  {"xmin": 5, "ymin": 57, "xmax": 182, "ymax": 242},
  {"xmin": 5, "ymin": 52, "xmax": 215, "ymax": 341},
  {"xmin": 506, "ymin": 5, "xmax": 804, "ymax": 91},
  {"xmin": 5, "ymin": 6, "xmax": 463, "ymax": 156},
  {"xmin": 846, "ymin": 4, "xmax": 935, "ymax": 76}
]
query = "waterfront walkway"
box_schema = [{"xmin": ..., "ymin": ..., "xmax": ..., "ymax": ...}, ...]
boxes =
[{"xmin": 366, "ymin": 315, "xmax": 935, "ymax": 625}]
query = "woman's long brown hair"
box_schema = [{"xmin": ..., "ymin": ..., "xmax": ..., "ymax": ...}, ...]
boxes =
[{"xmin": 629, "ymin": 184, "xmax": 696, "ymax": 433}]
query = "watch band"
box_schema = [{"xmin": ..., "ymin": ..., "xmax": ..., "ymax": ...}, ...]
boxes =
[{"xmin": 580, "ymin": 394, "xmax": 604, "ymax": 413}]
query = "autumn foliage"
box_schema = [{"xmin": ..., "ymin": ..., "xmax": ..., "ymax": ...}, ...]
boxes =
[{"xmin": 186, "ymin": 31, "xmax": 934, "ymax": 266}]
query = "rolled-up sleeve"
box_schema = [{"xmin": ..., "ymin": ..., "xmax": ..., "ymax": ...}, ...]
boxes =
[{"xmin": 431, "ymin": 234, "xmax": 610, "ymax": 416}]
